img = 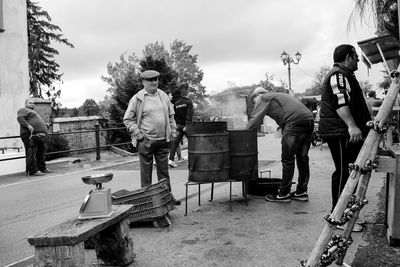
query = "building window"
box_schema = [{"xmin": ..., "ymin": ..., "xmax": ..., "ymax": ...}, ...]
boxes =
[{"xmin": 0, "ymin": 0, "xmax": 4, "ymax": 32}]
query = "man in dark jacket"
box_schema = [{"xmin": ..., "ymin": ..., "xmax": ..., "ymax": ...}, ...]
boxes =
[
  {"xmin": 319, "ymin": 44, "xmax": 371, "ymax": 232},
  {"xmin": 168, "ymin": 84, "xmax": 194, "ymax": 167},
  {"xmin": 247, "ymin": 92, "xmax": 314, "ymax": 203},
  {"xmin": 17, "ymin": 99, "xmax": 51, "ymax": 176}
]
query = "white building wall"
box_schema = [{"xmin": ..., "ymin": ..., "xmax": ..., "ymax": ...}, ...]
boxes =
[{"xmin": 0, "ymin": 0, "xmax": 29, "ymax": 147}]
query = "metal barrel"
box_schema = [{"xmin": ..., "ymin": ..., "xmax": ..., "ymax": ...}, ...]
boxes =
[
  {"xmin": 228, "ymin": 129, "xmax": 258, "ymax": 181},
  {"xmin": 187, "ymin": 132, "xmax": 230, "ymax": 183},
  {"xmin": 186, "ymin": 121, "xmax": 227, "ymax": 134}
]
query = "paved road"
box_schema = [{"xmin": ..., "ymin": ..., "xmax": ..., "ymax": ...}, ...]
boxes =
[{"xmin": 0, "ymin": 133, "xmax": 393, "ymax": 266}]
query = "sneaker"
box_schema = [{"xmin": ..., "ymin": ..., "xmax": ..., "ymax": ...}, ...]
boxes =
[
  {"xmin": 265, "ymin": 193, "xmax": 291, "ymax": 203},
  {"xmin": 290, "ymin": 191, "xmax": 309, "ymax": 202},
  {"xmin": 168, "ymin": 160, "xmax": 178, "ymax": 168},
  {"xmin": 337, "ymin": 223, "xmax": 363, "ymax": 232},
  {"xmin": 31, "ymin": 171, "xmax": 45, "ymax": 176},
  {"xmin": 41, "ymin": 168, "xmax": 54, "ymax": 173}
]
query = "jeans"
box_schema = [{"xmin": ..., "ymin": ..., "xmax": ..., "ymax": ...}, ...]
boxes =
[
  {"xmin": 137, "ymin": 137, "xmax": 171, "ymax": 190},
  {"xmin": 279, "ymin": 123, "xmax": 313, "ymax": 195},
  {"xmin": 169, "ymin": 124, "xmax": 186, "ymax": 161},
  {"xmin": 21, "ymin": 135, "xmax": 47, "ymax": 175},
  {"xmin": 327, "ymin": 137, "xmax": 363, "ymax": 210}
]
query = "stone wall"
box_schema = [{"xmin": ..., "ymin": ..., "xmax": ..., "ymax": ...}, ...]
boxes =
[
  {"xmin": 0, "ymin": 0, "xmax": 29, "ymax": 148},
  {"xmin": 52, "ymin": 116, "xmax": 107, "ymax": 152}
]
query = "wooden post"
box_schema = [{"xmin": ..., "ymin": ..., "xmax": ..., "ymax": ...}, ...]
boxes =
[
  {"xmin": 34, "ymin": 243, "xmax": 85, "ymax": 267},
  {"xmin": 305, "ymin": 77, "xmax": 400, "ymax": 266},
  {"xmin": 0, "ymin": 0, "xmax": 4, "ymax": 32},
  {"xmin": 92, "ymin": 217, "xmax": 135, "ymax": 265},
  {"xmin": 95, "ymin": 122, "xmax": 101, "ymax": 160}
]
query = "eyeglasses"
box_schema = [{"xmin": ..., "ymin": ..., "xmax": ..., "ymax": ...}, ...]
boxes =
[{"xmin": 144, "ymin": 77, "xmax": 158, "ymax": 82}]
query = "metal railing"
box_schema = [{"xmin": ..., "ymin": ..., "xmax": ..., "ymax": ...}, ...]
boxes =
[{"xmin": 0, "ymin": 124, "xmax": 131, "ymax": 162}]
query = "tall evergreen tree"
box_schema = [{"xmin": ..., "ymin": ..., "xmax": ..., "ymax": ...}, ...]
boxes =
[{"xmin": 27, "ymin": 0, "xmax": 73, "ymax": 102}]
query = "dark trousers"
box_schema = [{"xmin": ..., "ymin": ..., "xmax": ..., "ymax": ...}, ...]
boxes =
[
  {"xmin": 327, "ymin": 137, "xmax": 363, "ymax": 210},
  {"xmin": 21, "ymin": 135, "xmax": 47, "ymax": 175},
  {"xmin": 279, "ymin": 124, "xmax": 313, "ymax": 195},
  {"xmin": 137, "ymin": 138, "xmax": 171, "ymax": 190},
  {"xmin": 169, "ymin": 124, "xmax": 186, "ymax": 161}
]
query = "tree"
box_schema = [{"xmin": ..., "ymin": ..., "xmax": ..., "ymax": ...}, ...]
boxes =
[
  {"xmin": 350, "ymin": 0, "xmax": 398, "ymax": 39},
  {"xmin": 169, "ymin": 40, "xmax": 207, "ymax": 102},
  {"xmin": 98, "ymin": 96, "xmax": 113, "ymax": 120},
  {"xmin": 27, "ymin": 0, "xmax": 74, "ymax": 103},
  {"xmin": 142, "ymin": 40, "xmax": 207, "ymax": 103},
  {"xmin": 79, "ymin": 99, "xmax": 100, "ymax": 116},
  {"xmin": 305, "ymin": 65, "xmax": 331, "ymax": 96},
  {"xmin": 102, "ymin": 40, "xmax": 207, "ymax": 121},
  {"xmin": 142, "ymin": 41, "xmax": 170, "ymax": 61},
  {"xmin": 102, "ymin": 53, "xmax": 142, "ymax": 125}
]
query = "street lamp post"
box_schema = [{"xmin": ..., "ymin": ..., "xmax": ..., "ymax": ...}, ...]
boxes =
[{"xmin": 280, "ymin": 51, "xmax": 302, "ymax": 92}]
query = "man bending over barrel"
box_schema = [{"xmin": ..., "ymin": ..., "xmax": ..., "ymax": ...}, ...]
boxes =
[{"xmin": 246, "ymin": 90, "xmax": 314, "ymax": 203}]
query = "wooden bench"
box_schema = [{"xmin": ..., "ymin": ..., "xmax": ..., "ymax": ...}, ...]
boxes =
[{"xmin": 27, "ymin": 205, "xmax": 135, "ymax": 266}]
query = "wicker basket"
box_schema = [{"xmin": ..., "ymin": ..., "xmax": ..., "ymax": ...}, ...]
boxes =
[{"xmin": 111, "ymin": 179, "xmax": 174, "ymax": 223}]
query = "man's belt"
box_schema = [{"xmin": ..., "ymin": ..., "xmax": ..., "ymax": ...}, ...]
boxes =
[{"xmin": 291, "ymin": 120, "xmax": 314, "ymax": 128}]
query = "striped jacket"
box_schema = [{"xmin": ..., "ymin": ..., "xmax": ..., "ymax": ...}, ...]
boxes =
[{"xmin": 318, "ymin": 63, "xmax": 371, "ymax": 139}]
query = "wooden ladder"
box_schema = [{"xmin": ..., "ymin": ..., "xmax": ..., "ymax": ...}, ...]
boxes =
[{"xmin": 304, "ymin": 69, "xmax": 400, "ymax": 266}]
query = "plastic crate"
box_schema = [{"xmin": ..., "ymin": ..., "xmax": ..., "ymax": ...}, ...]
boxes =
[{"xmin": 111, "ymin": 179, "xmax": 174, "ymax": 222}]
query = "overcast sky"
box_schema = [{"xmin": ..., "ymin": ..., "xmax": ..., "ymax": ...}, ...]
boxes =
[{"xmin": 38, "ymin": 0, "xmax": 382, "ymax": 108}]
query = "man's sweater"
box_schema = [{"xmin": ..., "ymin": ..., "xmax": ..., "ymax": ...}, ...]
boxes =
[{"xmin": 17, "ymin": 107, "xmax": 48, "ymax": 137}]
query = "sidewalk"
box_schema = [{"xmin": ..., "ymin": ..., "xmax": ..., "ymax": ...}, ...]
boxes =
[{"xmin": 2, "ymin": 133, "xmax": 399, "ymax": 267}]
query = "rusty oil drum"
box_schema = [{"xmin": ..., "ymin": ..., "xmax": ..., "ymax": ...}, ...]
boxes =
[
  {"xmin": 228, "ymin": 129, "xmax": 258, "ymax": 181},
  {"xmin": 187, "ymin": 132, "xmax": 230, "ymax": 183},
  {"xmin": 186, "ymin": 121, "xmax": 227, "ymax": 134}
]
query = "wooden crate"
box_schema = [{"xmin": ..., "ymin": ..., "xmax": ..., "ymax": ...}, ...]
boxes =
[{"xmin": 111, "ymin": 179, "xmax": 174, "ymax": 223}]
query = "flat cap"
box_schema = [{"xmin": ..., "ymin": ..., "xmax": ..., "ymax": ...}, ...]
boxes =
[{"xmin": 140, "ymin": 70, "xmax": 160, "ymax": 79}]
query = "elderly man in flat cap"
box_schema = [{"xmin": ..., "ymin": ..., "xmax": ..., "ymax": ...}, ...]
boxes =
[{"xmin": 123, "ymin": 70, "xmax": 180, "ymax": 205}]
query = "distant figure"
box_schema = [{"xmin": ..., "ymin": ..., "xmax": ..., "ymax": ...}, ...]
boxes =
[
  {"xmin": 168, "ymin": 84, "xmax": 194, "ymax": 167},
  {"xmin": 247, "ymin": 92, "xmax": 314, "ymax": 203},
  {"xmin": 17, "ymin": 98, "xmax": 52, "ymax": 176},
  {"xmin": 123, "ymin": 70, "xmax": 180, "ymax": 205},
  {"xmin": 365, "ymin": 90, "xmax": 382, "ymax": 115},
  {"xmin": 319, "ymin": 44, "xmax": 371, "ymax": 232}
]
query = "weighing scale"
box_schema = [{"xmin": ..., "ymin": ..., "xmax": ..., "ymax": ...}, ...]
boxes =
[{"xmin": 78, "ymin": 173, "xmax": 114, "ymax": 220}]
